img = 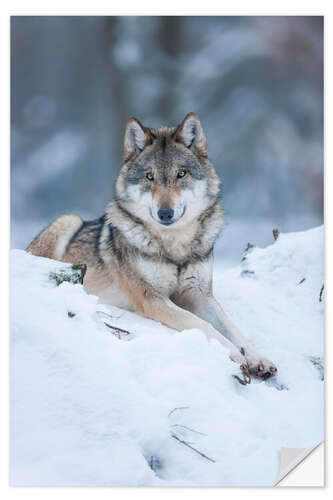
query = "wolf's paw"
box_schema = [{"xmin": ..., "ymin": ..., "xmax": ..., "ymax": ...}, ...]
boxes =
[
  {"xmin": 244, "ymin": 351, "xmax": 277, "ymax": 380},
  {"xmin": 249, "ymin": 362, "xmax": 277, "ymax": 380}
]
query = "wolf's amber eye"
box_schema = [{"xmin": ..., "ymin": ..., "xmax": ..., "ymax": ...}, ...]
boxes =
[
  {"xmin": 146, "ymin": 172, "xmax": 154, "ymax": 181},
  {"xmin": 177, "ymin": 170, "xmax": 186, "ymax": 178}
]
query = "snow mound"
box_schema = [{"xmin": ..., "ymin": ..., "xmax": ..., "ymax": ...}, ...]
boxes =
[{"xmin": 10, "ymin": 226, "xmax": 324, "ymax": 486}]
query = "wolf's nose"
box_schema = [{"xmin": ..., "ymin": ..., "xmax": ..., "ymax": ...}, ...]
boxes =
[{"xmin": 158, "ymin": 207, "xmax": 174, "ymax": 223}]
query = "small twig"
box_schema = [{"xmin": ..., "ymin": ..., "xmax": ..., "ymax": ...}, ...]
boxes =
[
  {"xmin": 103, "ymin": 322, "xmax": 131, "ymax": 335},
  {"xmin": 168, "ymin": 406, "xmax": 190, "ymax": 418},
  {"xmin": 171, "ymin": 433, "xmax": 215, "ymax": 463},
  {"xmin": 273, "ymin": 228, "xmax": 280, "ymax": 241},
  {"xmin": 241, "ymin": 242, "xmax": 254, "ymax": 262},
  {"xmin": 298, "ymin": 278, "xmax": 306, "ymax": 285},
  {"xmin": 319, "ymin": 284, "xmax": 324, "ymax": 303},
  {"xmin": 245, "ymin": 242, "xmax": 254, "ymax": 252},
  {"xmin": 233, "ymin": 364, "xmax": 251, "ymax": 385},
  {"xmin": 233, "ymin": 374, "xmax": 251, "ymax": 385},
  {"xmin": 67, "ymin": 311, "xmax": 76, "ymax": 318},
  {"xmin": 170, "ymin": 424, "xmax": 207, "ymax": 436}
]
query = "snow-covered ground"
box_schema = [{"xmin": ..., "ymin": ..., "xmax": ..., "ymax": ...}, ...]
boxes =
[{"xmin": 10, "ymin": 226, "xmax": 324, "ymax": 486}]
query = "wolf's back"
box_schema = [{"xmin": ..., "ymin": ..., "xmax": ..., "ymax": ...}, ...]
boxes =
[{"xmin": 26, "ymin": 214, "xmax": 83, "ymax": 261}]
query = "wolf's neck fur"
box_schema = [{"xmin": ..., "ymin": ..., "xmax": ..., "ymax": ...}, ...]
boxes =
[{"xmin": 105, "ymin": 200, "xmax": 223, "ymax": 265}]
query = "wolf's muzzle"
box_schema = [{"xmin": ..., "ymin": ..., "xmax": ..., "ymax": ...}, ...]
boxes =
[{"xmin": 158, "ymin": 207, "xmax": 174, "ymax": 225}]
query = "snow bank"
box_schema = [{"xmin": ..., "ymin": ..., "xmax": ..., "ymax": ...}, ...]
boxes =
[{"xmin": 10, "ymin": 226, "xmax": 324, "ymax": 486}]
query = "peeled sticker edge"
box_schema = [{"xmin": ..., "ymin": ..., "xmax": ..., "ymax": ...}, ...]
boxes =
[{"xmin": 275, "ymin": 443, "xmax": 322, "ymax": 485}]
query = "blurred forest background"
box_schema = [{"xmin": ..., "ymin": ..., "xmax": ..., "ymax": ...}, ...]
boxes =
[{"xmin": 11, "ymin": 16, "xmax": 323, "ymax": 266}]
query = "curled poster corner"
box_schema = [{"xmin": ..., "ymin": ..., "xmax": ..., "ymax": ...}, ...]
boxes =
[{"xmin": 275, "ymin": 444, "xmax": 322, "ymax": 485}]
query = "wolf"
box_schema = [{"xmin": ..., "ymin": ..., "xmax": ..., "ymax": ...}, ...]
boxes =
[{"xmin": 27, "ymin": 112, "xmax": 277, "ymax": 381}]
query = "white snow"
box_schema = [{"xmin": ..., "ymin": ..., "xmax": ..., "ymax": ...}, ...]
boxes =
[{"xmin": 10, "ymin": 226, "xmax": 324, "ymax": 486}]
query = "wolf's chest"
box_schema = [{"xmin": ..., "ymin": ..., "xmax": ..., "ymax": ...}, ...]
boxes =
[
  {"xmin": 134, "ymin": 254, "xmax": 213, "ymax": 297},
  {"xmin": 135, "ymin": 256, "xmax": 178, "ymax": 294}
]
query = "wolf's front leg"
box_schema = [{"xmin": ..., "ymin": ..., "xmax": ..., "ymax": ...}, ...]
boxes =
[
  {"xmin": 136, "ymin": 295, "xmax": 248, "ymax": 369},
  {"xmin": 174, "ymin": 293, "xmax": 277, "ymax": 380}
]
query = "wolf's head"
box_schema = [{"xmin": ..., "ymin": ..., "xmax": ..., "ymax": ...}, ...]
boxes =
[{"xmin": 115, "ymin": 113, "xmax": 221, "ymax": 229}]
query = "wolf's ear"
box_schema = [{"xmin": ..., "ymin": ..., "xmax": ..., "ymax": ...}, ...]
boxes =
[
  {"xmin": 124, "ymin": 118, "xmax": 153, "ymax": 160},
  {"xmin": 175, "ymin": 112, "xmax": 207, "ymax": 157}
]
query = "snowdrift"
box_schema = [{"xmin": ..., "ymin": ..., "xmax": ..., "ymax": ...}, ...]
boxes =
[{"xmin": 10, "ymin": 226, "xmax": 324, "ymax": 486}]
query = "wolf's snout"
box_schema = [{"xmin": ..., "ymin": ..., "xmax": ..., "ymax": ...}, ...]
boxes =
[{"xmin": 158, "ymin": 207, "xmax": 174, "ymax": 224}]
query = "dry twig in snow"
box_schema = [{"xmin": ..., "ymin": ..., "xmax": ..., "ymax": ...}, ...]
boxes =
[
  {"xmin": 171, "ymin": 433, "xmax": 215, "ymax": 463},
  {"xmin": 170, "ymin": 424, "xmax": 207, "ymax": 436},
  {"xmin": 168, "ymin": 406, "xmax": 190, "ymax": 418},
  {"xmin": 233, "ymin": 374, "xmax": 251, "ymax": 385},
  {"xmin": 104, "ymin": 322, "xmax": 131, "ymax": 339}
]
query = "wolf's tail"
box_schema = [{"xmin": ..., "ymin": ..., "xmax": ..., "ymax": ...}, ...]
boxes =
[{"xmin": 26, "ymin": 214, "xmax": 83, "ymax": 261}]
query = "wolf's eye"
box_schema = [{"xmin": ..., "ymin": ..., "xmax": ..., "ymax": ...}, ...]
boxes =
[
  {"xmin": 146, "ymin": 172, "xmax": 154, "ymax": 181},
  {"xmin": 177, "ymin": 170, "xmax": 186, "ymax": 178}
]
